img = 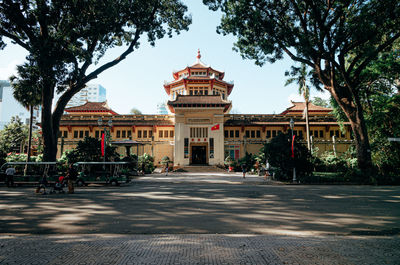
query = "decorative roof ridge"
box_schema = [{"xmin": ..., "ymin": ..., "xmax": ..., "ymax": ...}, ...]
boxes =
[
  {"xmin": 164, "ymin": 76, "xmax": 233, "ymax": 86},
  {"xmin": 288, "ymin": 100, "xmax": 332, "ymax": 110}
]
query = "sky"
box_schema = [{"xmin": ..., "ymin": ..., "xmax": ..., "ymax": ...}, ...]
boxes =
[{"xmin": 0, "ymin": 1, "xmax": 329, "ymax": 115}]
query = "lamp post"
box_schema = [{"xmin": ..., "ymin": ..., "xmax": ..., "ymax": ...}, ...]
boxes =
[
  {"xmin": 97, "ymin": 117, "xmax": 113, "ymax": 170},
  {"xmin": 289, "ymin": 118, "xmax": 297, "ymax": 183}
]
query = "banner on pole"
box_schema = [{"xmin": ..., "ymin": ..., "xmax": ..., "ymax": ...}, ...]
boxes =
[
  {"xmin": 291, "ymin": 135, "xmax": 295, "ymax": 158},
  {"xmin": 101, "ymin": 132, "xmax": 105, "ymax": 157}
]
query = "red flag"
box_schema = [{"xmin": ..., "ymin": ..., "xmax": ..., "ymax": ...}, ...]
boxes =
[
  {"xmin": 211, "ymin": 124, "xmax": 220, "ymax": 131},
  {"xmin": 291, "ymin": 135, "xmax": 295, "ymax": 158},
  {"xmin": 101, "ymin": 132, "xmax": 105, "ymax": 157}
]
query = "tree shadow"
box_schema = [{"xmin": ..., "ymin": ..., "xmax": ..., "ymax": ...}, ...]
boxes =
[{"xmin": 0, "ymin": 183, "xmax": 399, "ymax": 236}]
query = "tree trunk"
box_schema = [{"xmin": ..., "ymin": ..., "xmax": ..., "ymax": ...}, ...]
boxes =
[
  {"xmin": 305, "ymin": 100, "xmax": 310, "ymax": 150},
  {"xmin": 331, "ymin": 90, "xmax": 373, "ymax": 176},
  {"xmin": 41, "ymin": 81, "xmax": 58, "ymax": 162},
  {"xmin": 24, "ymin": 105, "xmax": 34, "ymax": 175}
]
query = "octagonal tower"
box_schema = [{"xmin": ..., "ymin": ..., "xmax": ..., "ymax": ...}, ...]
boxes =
[{"xmin": 166, "ymin": 51, "xmax": 233, "ymax": 166}]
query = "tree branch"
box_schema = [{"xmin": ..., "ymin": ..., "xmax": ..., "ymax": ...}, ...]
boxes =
[
  {"xmin": 0, "ymin": 29, "xmax": 31, "ymax": 51},
  {"xmin": 351, "ymin": 32, "xmax": 400, "ymax": 81},
  {"xmin": 2, "ymin": 0, "xmax": 37, "ymax": 43}
]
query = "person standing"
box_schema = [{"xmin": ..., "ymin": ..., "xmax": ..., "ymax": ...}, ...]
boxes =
[
  {"xmin": 241, "ymin": 163, "xmax": 247, "ymax": 178},
  {"xmin": 165, "ymin": 162, "xmax": 169, "ymax": 176},
  {"xmin": 265, "ymin": 160, "xmax": 271, "ymax": 181},
  {"xmin": 5, "ymin": 166, "xmax": 16, "ymax": 187},
  {"xmin": 66, "ymin": 164, "xmax": 78, "ymax": 194}
]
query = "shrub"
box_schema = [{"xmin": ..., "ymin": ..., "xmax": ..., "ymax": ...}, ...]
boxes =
[
  {"xmin": 138, "ymin": 153, "xmax": 155, "ymax": 174},
  {"xmin": 121, "ymin": 154, "xmax": 138, "ymax": 170},
  {"xmin": 5, "ymin": 152, "xmax": 27, "ymax": 162},
  {"xmin": 238, "ymin": 152, "xmax": 256, "ymax": 171},
  {"xmin": 65, "ymin": 137, "xmax": 119, "ymax": 163},
  {"xmin": 161, "ymin": 156, "xmax": 172, "ymax": 165},
  {"xmin": 261, "ymin": 132, "xmax": 313, "ymax": 182}
]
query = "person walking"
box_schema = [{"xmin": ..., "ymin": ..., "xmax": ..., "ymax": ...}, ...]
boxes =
[
  {"xmin": 165, "ymin": 162, "xmax": 169, "ymax": 176},
  {"xmin": 66, "ymin": 164, "xmax": 78, "ymax": 194},
  {"xmin": 5, "ymin": 166, "xmax": 16, "ymax": 187},
  {"xmin": 241, "ymin": 163, "xmax": 247, "ymax": 178},
  {"xmin": 265, "ymin": 159, "xmax": 271, "ymax": 181}
]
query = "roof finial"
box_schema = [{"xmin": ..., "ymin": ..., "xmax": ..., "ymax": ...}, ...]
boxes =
[{"xmin": 197, "ymin": 49, "xmax": 201, "ymax": 60}]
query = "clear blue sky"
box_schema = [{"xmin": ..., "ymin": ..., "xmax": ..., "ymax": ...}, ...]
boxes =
[{"xmin": 0, "ymin": 1, "xmax": 328, "ymax": 115}]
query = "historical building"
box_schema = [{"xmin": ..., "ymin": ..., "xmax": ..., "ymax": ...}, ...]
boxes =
[{"xmin": 58, "ymin": 51, "xmax": 352, "ymax": 167}]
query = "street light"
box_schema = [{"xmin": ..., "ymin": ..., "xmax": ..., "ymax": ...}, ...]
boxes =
[
  {"xmin": 97, "ymin": 117, "xmax": 113, "ymax": 169},
  {"xmin": 289, "ymin": 118, "xmax": 297, "ymax": 183}
]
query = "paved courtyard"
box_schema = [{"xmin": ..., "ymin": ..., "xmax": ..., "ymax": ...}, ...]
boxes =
[{"xmin": 1, "ymin": 172, "xmax": 399, "ymax": 264}]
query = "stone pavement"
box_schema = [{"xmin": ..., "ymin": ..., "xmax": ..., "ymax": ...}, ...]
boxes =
[
  {"xmin": 1, "ymin": 234, "xmax": 399, "ymax": 265},
  {"xmin": 137, "ymin": 172, "xmax": 275, "ymax": 185},
  {"xmin": 1, "ymin": 172, "xmax": 400, "ymax": 264}
]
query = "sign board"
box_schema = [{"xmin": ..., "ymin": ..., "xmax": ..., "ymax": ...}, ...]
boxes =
[{"xmin": 388, "ymin": 138, "xmax": 400, "ymax": 142}]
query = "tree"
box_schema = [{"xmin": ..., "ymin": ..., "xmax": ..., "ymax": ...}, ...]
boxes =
[
  {"xmin": 354, "ymin": 43, "xmax": 400, "ymax": 182},
  {"xmin": 1, "ymin": 0, "xmax": 191, "ymax": 161},
  {"xmin": 65, "ymin": 137, "xmax": 118, "ymax": 164},
  {"xmin": 10, "ymin": 60, "xmax": 42, "ymax": 167},
  {"xmin": 204, "ymin": 0, "xmax": 400, "ymax": 175},
  {"xmin": 312, "ymin": 97, "xmax": 330, "ymax": 108},
  {"xmin": 261, "ymin": 132, "xmax": 313, "ymax": 181},
  {"xmin": 285, "ymin": 63, "xmax": 320, "ymax": 150},
  {"xmin": 0, "ymin": 116, "xmax": 28, "ymax": 153},
  {"xmin": 130, "ymin": 108, "xmax": 142, "ymax": 115}
]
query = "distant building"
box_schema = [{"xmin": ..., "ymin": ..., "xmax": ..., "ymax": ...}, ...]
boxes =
[
  {"xmin": 0, "ymin": 80, "xmax": 40, "ymax": 129},
  {"xmin": 156, "ymin": 103, "xmax": 169, "ymax": 115},
  {"xmin": 65, "ymin": 84, "xmax": 106, "ymax": 109}
]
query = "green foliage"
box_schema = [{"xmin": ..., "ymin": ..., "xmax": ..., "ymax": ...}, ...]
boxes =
[
  {"xmin": 161, "ymin": 156, "xmax": 171, "ymax": 165},
  {"xmin": 238, "ymin": 152, "xmax": 256, "ymax": 171},
  {"xmin": 138, "ymin": 153, "xmax": 155, "ymax": 174},
  {"xmin": 0, "ymin": 151, "xmax": 6, "ymax": 167},
  {"xmin": 330, "ymin": 97, "xmax": 348, "ymax": 134},
  {"xmin": 10, "ymin": 58, "xmax": 42, "ymax": 108},
  {"xmin": 5, "ymin": 152, "xmax": 27, "ymax": 162},
  {"xmin": 0, "ymin": 116, "xmax": 28, "ymax": 153},
  {"xmin": 367, "ymin": 94, "xmax": 400, "ymax": 184},
  {"xmin": 0, "ymin": 0, "xmax": 191, "ymax": 161},
  {"xmin": 261, "ymin": 132, "xmax": 313, "ymax": 182},
  {"xmin": 285, "ymin": 63, "xmax": 321, "ymax": 100},
  {"xmin": 204, "ymin": 0, "xmax": 400, "ymax": 172},
  {"xmin": 120, "ymin": 154, "xmax": 139, "ymax": 171},
  {"xmin": 312, "ymin": 97, "xmax": 330, "ymax": 108},
  {"xmin": 65, "ymin": 137, "xmax": 118, "ymax": 164},
  {"xmin": 224, "ymin": 156, "xmax": 233, "ymax": 166},
  {"xmin": 130, "ymin": 108, "xmax": 142, "ymax": 115}
]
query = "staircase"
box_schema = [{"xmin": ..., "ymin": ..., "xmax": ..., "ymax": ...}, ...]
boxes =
[{"xmin": 181, "ymin": 165, "xmax": 227, "ymax": 173}]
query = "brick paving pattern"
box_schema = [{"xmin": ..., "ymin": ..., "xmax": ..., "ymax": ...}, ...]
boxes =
[{"xmin": 0, "ymin": 234, "xmax": 399, "ymax": 265}]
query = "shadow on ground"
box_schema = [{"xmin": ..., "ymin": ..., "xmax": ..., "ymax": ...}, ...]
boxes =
[{"xmin": 0, "ymin": 180, "xmax": 400, "ymax": 236}]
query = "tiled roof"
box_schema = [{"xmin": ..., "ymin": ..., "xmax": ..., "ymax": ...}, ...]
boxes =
[
  {"xmin": 65, "ymin": 101, "xmax": 118, "ymax": 115},
  {"xmin": 60, "ymin": 114, "xmax": 174, "ymax": 126},
  {"xmin": 224, "ymin": 114, "xmax": 347, "ymax": 126},
  {"xmin": 190, "ymin": 63, "xmax": 209, "ymax": 68},
  {"xmin": 167, "ymin": 95, "xmax": 231, "ymax": 113},
  {"xmin": 281, "ymin": 101, "xmax": 332, "ymax": 114}
]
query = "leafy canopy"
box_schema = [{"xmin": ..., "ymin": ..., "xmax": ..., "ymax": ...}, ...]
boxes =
[
  {"xmin": 1, "ymin": 0, "xmax": 192, "ymax": 95},
  {"xmin": 1, "ymin": 0, "xmax": 191, "ymax": 161},
  {"xmin": 0, "ymin": 116, "xmax": 28, "ymax": 153}
]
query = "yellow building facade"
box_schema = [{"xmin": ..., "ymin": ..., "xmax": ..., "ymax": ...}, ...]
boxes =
[{"xmin": 59, "ymin": 51, "xmax": 353, "ymax": 167}]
